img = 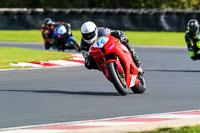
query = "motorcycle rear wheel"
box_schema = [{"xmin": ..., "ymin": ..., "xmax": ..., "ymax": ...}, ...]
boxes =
[
  {"xmin": 44, "ymin": 42, "xmax": 51, "ymax": 50},
  {"xmin": 107, "ymin": 61, "xmax": 128, "ymax": 95},
  {"xmin": 131, "ymin": 74, "xmax": 146, "ymax": 94},
  {"xmin": 57, "ymin": 45, "xmax": 65, "ymax": 51},
  {"xmin": 71, "ymin": 40, "xmax": 81, "ymax": 52}
]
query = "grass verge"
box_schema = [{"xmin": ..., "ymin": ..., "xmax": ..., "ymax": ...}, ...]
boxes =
[
  {"xmin": 0, "ymin": 47, "xmax": 72, "ymax": 69},
  {"xmin": 0, "ymin": 30, "xmax": 82, "ymax": 43},
  {"xmin": 0, "ymin": 30, "xmax": 186, "ymax": 46},
  {"xmin": 125, "ymin": 31, "xmax": 185, "ymax": 46},
  {"xmin": 131, "ymin": 125, "xmax": 200, "ymax": 133}
]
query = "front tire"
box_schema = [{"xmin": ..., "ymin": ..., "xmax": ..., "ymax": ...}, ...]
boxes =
[
  {"xmin": 107, "ymin": 62, "xmax": 128, "ymax": 95},
  {"xmin": 71, "ymin": 40, "xmax": 81, "ymax": 52}
]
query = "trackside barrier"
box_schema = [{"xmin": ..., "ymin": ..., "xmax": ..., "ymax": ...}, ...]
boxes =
[{"xmin": 0, "ymin": 8, "xmax": 200, "ymax": 31}]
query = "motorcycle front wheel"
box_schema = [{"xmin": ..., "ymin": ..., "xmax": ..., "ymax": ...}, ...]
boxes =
[
  {"xmin": 107, "ymin": 61, "xmax": 128, "ymax": 96},
  {"xmin": 70, "ymin": 40, "xmax": 81, "ymax": 52}
]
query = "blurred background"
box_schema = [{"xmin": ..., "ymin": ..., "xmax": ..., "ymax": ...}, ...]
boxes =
[{"xmin": 0, "ymin": 0, "xmax": 200, "ymax": 31}]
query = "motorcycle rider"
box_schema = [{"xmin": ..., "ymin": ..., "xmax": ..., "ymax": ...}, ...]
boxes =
[
  {"xmin": 185, "ymin": 19, "xmax": 200, "ymax": 60},
  {"xmin": 41, "ymin": 18, "xmax": 72, "ymax": 49},
  {"xmin": 41, "ymin": 18, "xmax": 54, "ymax": 49},
  {"xmin": 80, "ymin": 21, "xmax": 142, "ymax": 73}
]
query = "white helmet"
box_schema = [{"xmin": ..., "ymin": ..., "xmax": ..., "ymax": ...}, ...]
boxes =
[{"xmin": 81, "ymin": 21, "xmax": 98, "ymax": 44}]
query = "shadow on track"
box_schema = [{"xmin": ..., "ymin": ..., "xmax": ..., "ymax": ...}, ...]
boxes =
[
  {"xmin": 1, "ymin": 89, "xmax": 123, "ymax": 96},
  {"xmin": 145, "ymin": 69, "xmax": 200, "ymax": 73}
]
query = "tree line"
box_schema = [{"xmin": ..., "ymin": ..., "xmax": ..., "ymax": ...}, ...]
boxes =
[{"xmin": 0, "ymin": 0, "xmax": 199, "ymax": 10}]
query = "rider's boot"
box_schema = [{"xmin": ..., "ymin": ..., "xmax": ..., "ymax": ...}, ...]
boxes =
[
  {"xmin": 122, "ymin": 42, "xmax": 143, "ymax": 74},
  {"xmin": 130, "ymin": 48, "xmax": 143, "ymax": 74}
]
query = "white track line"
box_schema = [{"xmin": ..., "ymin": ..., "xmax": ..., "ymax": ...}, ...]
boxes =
[{"xmin": 1, "ymin": 109, "xmax": 200, "ymax": 132}]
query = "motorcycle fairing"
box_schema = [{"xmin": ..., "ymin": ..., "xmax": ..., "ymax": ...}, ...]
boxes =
[
  {"xmin": 53, "ymin": 24, "xmax": 67, "ymax": 38},
  {"xmin": 56, "ymin": 25, "xmax": 67, "ymax": 34},
  {"xmin": 89, "ymin": 34, "xmax": 140, "ymax": 88}
]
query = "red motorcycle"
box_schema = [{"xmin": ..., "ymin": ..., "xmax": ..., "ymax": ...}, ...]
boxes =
[{"xmin": 89, "ymin": 31, "xmax": 146, "ymax": 95}]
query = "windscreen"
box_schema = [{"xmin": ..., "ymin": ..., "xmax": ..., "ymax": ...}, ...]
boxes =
[
  {"xmin": 97, "ymin": 28, "xmax": 108, "ymax": 38},
  {"xmin": 56, "ymin": 25, "xmax": 67, "ymax": 35}
]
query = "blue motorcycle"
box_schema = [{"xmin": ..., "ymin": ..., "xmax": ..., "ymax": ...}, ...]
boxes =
[{"xmin": 52, "ymin": 24, "xmax": 81, "ymax": 52}]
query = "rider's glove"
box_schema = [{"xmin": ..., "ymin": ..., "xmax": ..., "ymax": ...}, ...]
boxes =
[
  {"xmin": 85, "ymin": 57, "xmax": 90, "ymax": 67},
  {"xmin": 82, "ymin": 52, "xmax": 91, "ymax": 68},
  {"xmin": 84, "ymin": 54, "xmax": 90, "ymax": 65},
  {"xmin": 120, "ymin": 35, "xmax": 129, "ymax": 44},
  {"xmin": 82, "ymin": 51, "xmax": 89, "ymax": 59},
  {"xmin": 85, "ymin": 56, "xmax": 94, "ymax": 69}
]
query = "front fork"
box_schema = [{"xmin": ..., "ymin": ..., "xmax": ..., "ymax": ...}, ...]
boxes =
[{"xmin": 106, "ymin": 59, "xmax": 125, "ymax": 76}]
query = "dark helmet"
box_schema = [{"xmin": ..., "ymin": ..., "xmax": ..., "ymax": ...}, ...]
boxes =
[
  {"xmin": 43, "ymin": 18, "xmax": 52, "ymax": 25},
  {"xmin": 187, "ymin": 19, "xmax": 199, "ymax": 35}
]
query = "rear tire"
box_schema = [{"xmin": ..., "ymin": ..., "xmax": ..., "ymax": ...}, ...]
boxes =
[
  {"xmin": 131, "ymin": 74, "xmax": 146, "ymax": 94},
  {"xmin": 44, "ymin": 42, "xmax": 51, "ymax": 50},
  {"xmin": 56, "ymin": 41, "xmax": 65, "ymax": 52},
  {"xmin": 107, "ymin": 62, "xmax": 128, "ymax": 95},
  {"xmin": 71, "ymin": 40, "xmax": 81, "ymax": 52}
]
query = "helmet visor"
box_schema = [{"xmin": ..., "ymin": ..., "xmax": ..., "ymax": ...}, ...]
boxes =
[
  {"xmin": 82, "ymin": 31, "xmax": 96, "ymax": 40},
  {"xmin": 188, "ymin": 25, "xmax": 198, "ymax": 33}
]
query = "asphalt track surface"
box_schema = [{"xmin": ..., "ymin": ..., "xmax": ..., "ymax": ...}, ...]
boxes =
[{"xmin": 1, "ymin": 42, "xmax": 200, "ymax": 129}]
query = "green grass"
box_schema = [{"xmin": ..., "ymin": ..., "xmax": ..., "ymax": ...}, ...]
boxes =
[
  {"xmin": 0, "ymin": 47, "xmax": 72, "ymax": 69},
  {"xmin": 0, "ymin": 30, "xmax": 44, "ymax": 42},
  {"xmin": 130, "ymin": 125, "xmax": 200, "ymax": 133},
  {"xmin": 0, "ymin": 30, "xmax": 186, "ymax": 69},
  {"xmin": 0, "ymin": 30, "xmax": 82, "ymax": 43},
  {"xmin": 0, "ymin": 30, "xmax": 186, "ymax": 46},
  {"xmin": 125, "ymin": 31, "xmax": 185, "ymax": 46}
]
